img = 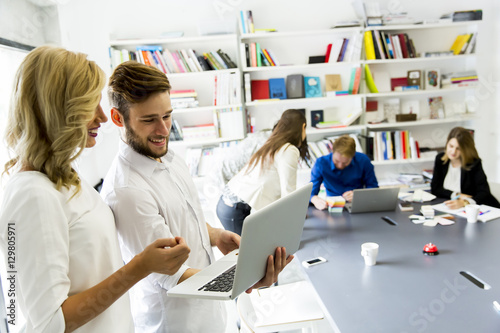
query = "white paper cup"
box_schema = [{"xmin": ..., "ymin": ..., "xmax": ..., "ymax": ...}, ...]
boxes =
[
  {"xmin": 465, "ymin": 204, "xmax": 480, "ymax": 223},
  {"xmin": 361, "ymin": 242, "xmax": 379, "ymax": 266}
]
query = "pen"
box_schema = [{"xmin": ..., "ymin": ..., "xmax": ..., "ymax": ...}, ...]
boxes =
[
  {"xmin": 451, "ymin": 194, "xmax": 460, "ymax": 200},
  {"xmin": 479, "ymin": 210, "xmax": 490, "ymax": 216}
]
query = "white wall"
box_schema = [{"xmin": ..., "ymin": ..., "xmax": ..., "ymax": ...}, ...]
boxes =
[{"xmin": 52, "ymin": 0, "xmax": 500, "ymax": 186}]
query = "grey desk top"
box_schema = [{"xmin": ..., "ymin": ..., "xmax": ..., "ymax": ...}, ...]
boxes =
[{"xmin": 296, "ymin": 202, "xmax": 500, "ymax": 333}]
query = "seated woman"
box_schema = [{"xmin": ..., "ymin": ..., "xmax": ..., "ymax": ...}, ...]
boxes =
[
  {"xmin": 0, "ymin": 46, "xmax": 190, "ymax": 332},
  {"xmin": 431, "ymin": 127, "xmax": 500, "ymax": 209},
  {"xmin": 216, "ymin": 109, "xmax": 309, "ymax": 235}
]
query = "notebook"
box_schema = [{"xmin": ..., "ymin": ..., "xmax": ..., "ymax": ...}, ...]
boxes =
[
  {"xmin": 167, "ymin": 182, "xmax": 313, "ymax": 300},
  {"xmin": 345, "ymin": 187, "xmax": 400, "ymax": 213}
]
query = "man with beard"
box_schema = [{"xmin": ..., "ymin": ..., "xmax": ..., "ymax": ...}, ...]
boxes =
[{"xmin": 100, "ymin": 61, "xmax": 293, "ymax": 333}]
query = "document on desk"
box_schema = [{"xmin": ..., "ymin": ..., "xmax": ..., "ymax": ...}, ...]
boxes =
[{"xmin": 431, "ymin": 203, "xmax": 500, "ymax": 222}]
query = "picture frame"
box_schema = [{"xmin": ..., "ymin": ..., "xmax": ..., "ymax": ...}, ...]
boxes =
[{"xmin": 425, "ymin": 68, "xmax": 440, "ymax": 90}]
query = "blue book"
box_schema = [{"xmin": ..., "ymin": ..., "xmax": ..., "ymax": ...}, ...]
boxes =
[
  {"xmin": 268, "ymin": 78, "xmax": 287, "ymax": 100},
  {"xmin": 136, "ymin": 45, "xmax": 163, "ymax": 52},
  {"xmin": 304, "ymin": 76, "xmax": 322, "ymax": 98}
]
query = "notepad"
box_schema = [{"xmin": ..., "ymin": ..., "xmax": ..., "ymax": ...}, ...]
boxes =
[{"xmin": 431, "ymin": 204, "xmax": 500, "ymax": 222}]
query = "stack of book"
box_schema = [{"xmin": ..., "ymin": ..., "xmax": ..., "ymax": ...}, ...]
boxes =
[
  {"xmin": 305, "ymin": 134, "xmax": 363, "ymax": 167},
  {"xmin": 214, "ymin": 72, "xmax": 241, "ymax": 106},
  {"xmin": 366, "ymin": 130, "xmax": 421, "ymax": 162},
  {"xmin": 324, "ymin": 34, "xmax": 363, "ymax": 63},
  {"xmin": 449, "ymin": 33, "xmax": 478, "ymax": 55},
  {"xmin": 238, "ymin": 10, "xmax": 255, "ymax": 34},
  {"xmin": 181, "ymin": 123, "xmax": 217, "ymax": 141},
  {"xmin": 242, "ymin": 42, "xmax": 279, "ymax": 67},
  {"xmin": 326, "ymin": 196, "xmax": 346, "ymax": 213},
  {"xmin": 441, "ymin": 70, "xmax": 478, "ymax": 89},
  {"xmin": 109, "ymin": 46, "xmax": 236, "ymax": 73},
  {"xmin": 170, "ymin": 90, "xmax": 199, "ymax": 109},
  {"xmin": 364, "ymin": 31, "xmax": 417, "ymax": 60}
]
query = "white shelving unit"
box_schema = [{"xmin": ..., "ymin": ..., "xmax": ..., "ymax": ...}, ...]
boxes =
[{"xmin": 108, "ymin": 19, "xmax": 481, "ymax": 180}]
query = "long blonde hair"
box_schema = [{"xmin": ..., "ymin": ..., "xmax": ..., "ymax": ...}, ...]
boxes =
[{"xmin": 3, "ymin": 46, "xmax": 105, "ymax": 193}]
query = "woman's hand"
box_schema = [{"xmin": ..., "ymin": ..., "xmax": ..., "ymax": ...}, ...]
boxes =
[{"xmin": 137, "ymin": 237, "xmax": 190, "ymax": 276}]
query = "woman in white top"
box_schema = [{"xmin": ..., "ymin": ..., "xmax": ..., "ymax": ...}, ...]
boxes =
[
  {"xmin": 0, "ymin": 46, "xmax": 190, "ymax": 333},
  {"xmin": 216, "ymin": 109, "xmax": 309, "ymax": 235}
]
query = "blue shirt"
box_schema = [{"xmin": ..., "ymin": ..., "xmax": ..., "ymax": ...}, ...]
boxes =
[{"xmin": 310, "ymin": 152, "xmax": 378, "ymax": 199}]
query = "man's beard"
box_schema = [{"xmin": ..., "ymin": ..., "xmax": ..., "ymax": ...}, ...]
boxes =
[{"xmin": 125, "ymin": 122, "xmax": 169, "ymax": 159}]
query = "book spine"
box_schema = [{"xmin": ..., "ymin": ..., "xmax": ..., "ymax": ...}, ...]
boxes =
[
  {"xmin": 171, "ymin": 51, "xmax": 185, "ymax": 73},
  {"xmin": 364, "ymin": 31, "xmax": 376, "ymax": 60},
  {"xmin": 211, "ymin": 51, "xmax": 228, "ymax": 69},
  {"xmin": 188, "ymin": 49, "xmax": 203, "ymax": 72},
  {"xmin": 262, "ymin": 49, "xmax": 275, "ymax": 66},
  {"xmin": 239, "ymin": 10, "xmax": 247, "ymax": 34},
  {"xmin": 266, "ymin": 49, "xmax": 280, "ymax": 66},
  {"xmin": 398, "ymin": 34, "xmax": 409, "ymax": 58},
  {"xmin": 250, "ymin": 43, "xmax": 257, "ymax": 67},
  {"xmin": 255, "ymin": 42, "xmax": 262, "ymax": 67},
  {"xmin": 163, "ymin": 49, "xmax": 180, "ymax": 73},
  {"xmin": 325, "ymin": 43, "xmax": 333, "ymax": 62},
  {"xmin": 352, "ymin": 67, "xmax": 362, "ymax": 94},
  {"xmin": 141, "ymin": 51, "xmax": 152, "ymax": 66}
]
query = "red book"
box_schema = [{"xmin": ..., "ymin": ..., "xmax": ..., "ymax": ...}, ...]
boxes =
[
  {"xmin": 325, "ymin": 43, "xmax": 333, "ymax": 62},
  {"xmin": 390, "ymin": 77, "xmax": 407, "ymax": 91},
  {"xmin": 415, "ymin": 140, "xmax": 420, "ymax": 158},
  {"xmin": 398, "ymin": 34, "xmax": 409, "ymax": 58},
  {"xmin": 401, "ymin": 131, "xmax": 407, "ymax": 159},
  {"xmin": 250, "ymin": 80, "xmax": 270, "ymax": 100}
]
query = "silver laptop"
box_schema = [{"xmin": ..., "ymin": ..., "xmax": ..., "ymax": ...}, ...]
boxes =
[
  {"xmin": 167, "ymin": 182, "xmax": 313, "ymax": 300},
  {"xmin": 345, "ymin": 187, "xmax": 399, "ymax": 213}
]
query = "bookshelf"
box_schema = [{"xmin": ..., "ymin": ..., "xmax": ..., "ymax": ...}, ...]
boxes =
[
  {"xmin": 108, "ymin": 18, "xmax": 481, "ymax": 181},
  {"xmin": 109, "ymin": 34, "xmax": 245, "ymax": 158}
]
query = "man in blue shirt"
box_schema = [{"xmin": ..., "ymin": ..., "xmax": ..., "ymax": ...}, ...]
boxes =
[{"xmin": 310, "ymin": 135, "xmax": 378, "ymax": 210}]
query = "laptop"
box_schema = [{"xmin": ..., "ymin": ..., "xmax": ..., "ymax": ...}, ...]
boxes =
[
  {"xmin": 345, "ymin": 187, "xmax": 400, "ymax": 213},
  {"xmin": 167, "ymin": 182, "xmax": 313, "ymax": 300}
]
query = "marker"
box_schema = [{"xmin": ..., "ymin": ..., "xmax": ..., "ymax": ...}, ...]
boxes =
[
  {"xmin": 493, "ymin": 301, "xmax": 500, "ymax": 313},
  {"xmin": 479, "ymin": 210, "xmax": 491, "ymax": 216}
]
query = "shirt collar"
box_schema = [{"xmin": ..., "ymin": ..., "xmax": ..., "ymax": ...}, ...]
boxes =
[{"xmin": 118, "ymin": 139, "xmax": 174, "ymax": 178}]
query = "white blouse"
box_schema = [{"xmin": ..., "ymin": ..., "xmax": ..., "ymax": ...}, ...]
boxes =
[
  {"xmin": 443, "ymin": 162, "xmax": 462, "ymax": 195},
  {"xmin": 0, "ymin": 172, "xmax": 133, "ymax": 333},
  {"xmin": 227, "ymin": 143, "xmax": 300, "ymax": 211}
]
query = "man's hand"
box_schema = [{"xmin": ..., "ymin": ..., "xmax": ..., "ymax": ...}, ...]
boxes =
[
  {"xmin": 342, "ymin": 190, "xmax": 353, "ymax": 202},
  {"xmin": 207, "ymin": 223, "xmax": 240, "ymax": 255},
  {"xmin": 311, "ymin": 195, "xmax": 328, "ymax": 210},
  {"xmin": 245, "ymin": 247, "xmax": 293, "ymax": 293},
  {"xmin": 137, "ymin": 237, "xmax": 190, "ymax": 276}
]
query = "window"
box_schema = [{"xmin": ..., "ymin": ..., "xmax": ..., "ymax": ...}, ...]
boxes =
[{"xmin": 0, "ymin": 45, "xmax": 28, "ymax": 177}]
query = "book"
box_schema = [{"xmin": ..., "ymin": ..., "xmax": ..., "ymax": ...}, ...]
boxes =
[
  {"xmin": 407, "ymin": 70, "xmax": 421, "ymax": 88},
  {"xmin": 250, "ymin": 43, "xmax": 257, "ymax": 67},
  {"xmin": 255, "ymin": 43, "xmax": 262, "ymax": 67},
  {"xmin": 286, "ymin": 74, "xmax": 305, "ymax": 99},
  {"xmin": 304, "ymin": 76, "xmax": 322, "ymax": 98},
  {"xmin": 364, "ymin": 64, "xmax": 378, "ymax": 93},
  {"xmin": 308, "ymin": 55, "xmax": 326, "ymax": 64},
  {"xmin": 250, "ymin": 80, "xmax": 270, "ymax": 100},
  {"xmin": 390, "ymin": 77, "xmax": 407, "ymax": 91},
  {"xmin": 325, "ymin": 74, "xmax": 342, "ymax": 94},
  {"xmin": 310, "ymin": 110, "xmax": 324, "ymax": 128},
  {"xmin": 268, "ymin": 78, "xmax": 287, "ymax": 100},
  {"xmin": 428, "ymin": 96, "xmax": 445, "ymax": 119},
  {"xmin": 352, "ymin": 67, "xmax": 362, "ymax": 95},
  {"xmin": 337, "ymin": 39, "xmax": 349, "ymax": 62},
  {"xmin": 364, "ymin": 31, "xmax": 376, "ymax": 60},
  {"xmin": 329, "ymin": 39, "xmax": 345, "ymax": 63},
  {"xmin": 425, "ymin": 69, "xmax": 440, "ymax": 90},
  {"xmin": 325, "ymin": 43, "xmax": 333, "ymax": 62},
  {"xmin": 262, "ymin": 49, "xmax": 276, "ymax": 66}
]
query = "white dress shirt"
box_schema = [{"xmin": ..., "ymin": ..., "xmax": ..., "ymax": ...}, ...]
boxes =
[
  {"xmin": 227, "ymin": 143, "xmax": 300, "ymax": 211},
  {"xmin": 101, "ymin": 140, "xmax": 227, "ymax": 333},
  {"xmin": 0, "ymin": 172, "xmax": 133, "ymax": 333},
  {"xmin": 443, "ymin": 162, "xmax": 461, "ymax": 195}
]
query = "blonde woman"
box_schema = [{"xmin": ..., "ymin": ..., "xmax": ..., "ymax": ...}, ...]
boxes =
[{"xmin": 0, "ymin": 46, "xmax": 190, "ymax": 332}]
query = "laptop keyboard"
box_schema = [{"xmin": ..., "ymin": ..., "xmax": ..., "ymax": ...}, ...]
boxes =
[{"xmin": 198, "ymin": 266, "xmax": 236, "ymax": 292}]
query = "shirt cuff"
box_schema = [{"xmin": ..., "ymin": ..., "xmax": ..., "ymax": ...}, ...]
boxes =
[
  {"xmin": 464, "ymin": 197, "xmax": 476, "ymax": 206},
  {"xmin": 157, "ymin": 264, "xmax": 190, "ymax": 291}
]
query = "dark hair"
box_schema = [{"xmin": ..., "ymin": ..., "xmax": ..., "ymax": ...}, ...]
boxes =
[
  {"xmin": 108, "ymin": 61, "xmax": 171, "ymax": 121},
  {"xmin": 441, "ymin": 127, "xmax": 479, "ymax": 170},
  {"xmin": 332, "ymin": 135, "xmax": 356, "ymax": 158},
  {"xmin": 246, "ymin": 109, "xmax": 309, "ymax": 172}
]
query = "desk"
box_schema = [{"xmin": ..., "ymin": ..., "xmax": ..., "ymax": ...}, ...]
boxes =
[{"xmin": 296, "ymin": 203, "xmax": 500, "ymax": 332}]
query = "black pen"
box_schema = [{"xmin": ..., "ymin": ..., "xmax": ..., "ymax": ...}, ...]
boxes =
[{"xmin": 381, "ymin": 216, "xmax": 398, "ymax": 225}]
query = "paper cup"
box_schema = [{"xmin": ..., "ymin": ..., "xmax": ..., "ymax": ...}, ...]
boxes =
[
  {"xmin": 465, "ymin": 204, "xmax": 480, "ymax": 223},
  {"xmin": 361, "ymin": 242, "xmax": 379, "ymax": 266}
]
